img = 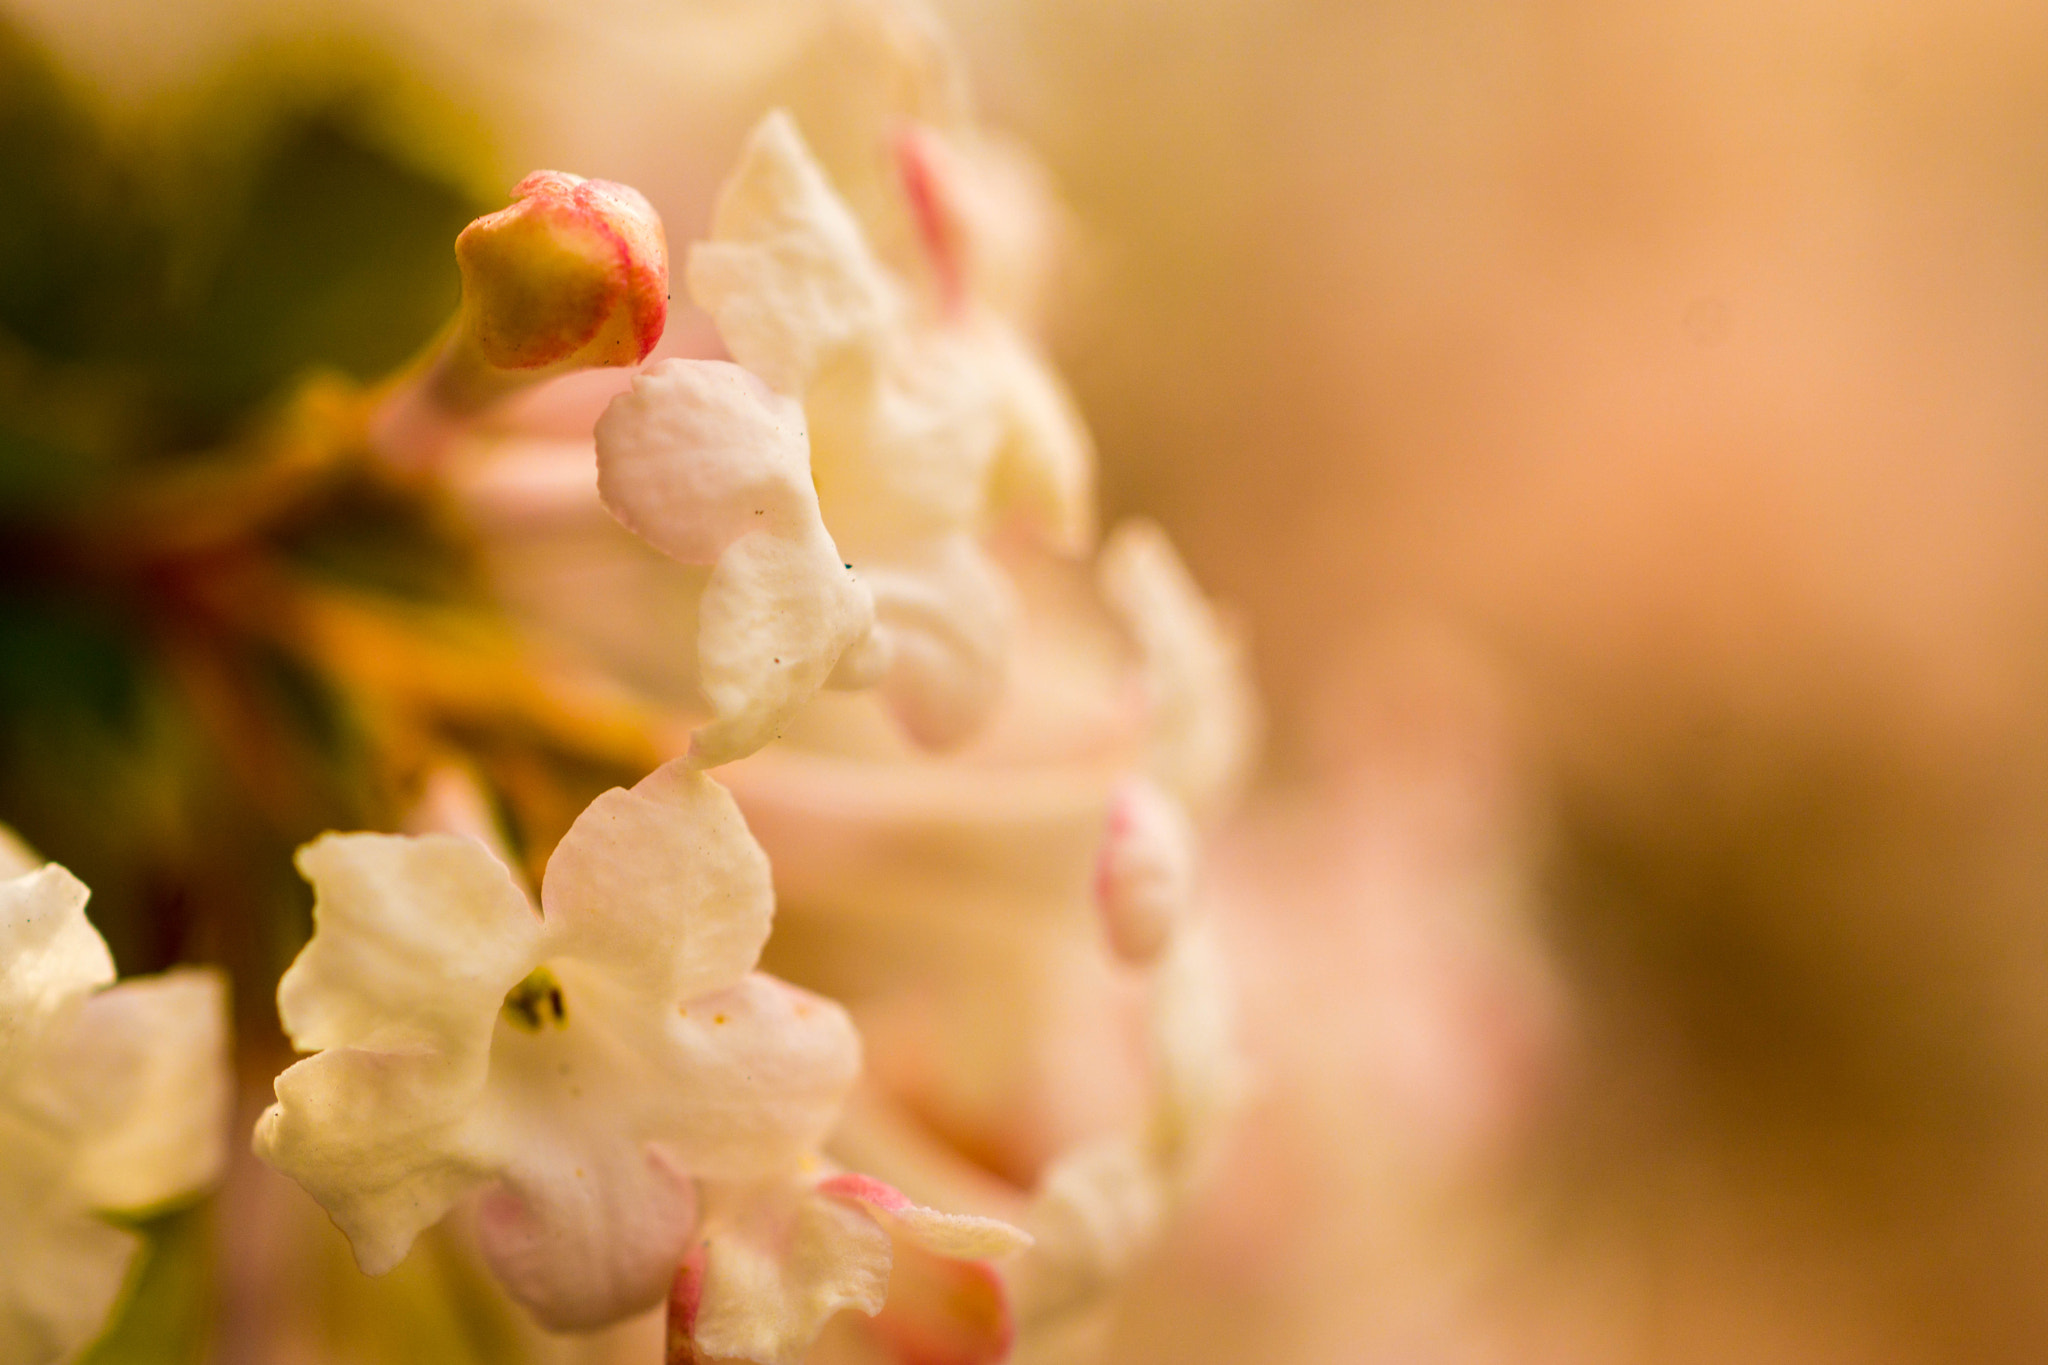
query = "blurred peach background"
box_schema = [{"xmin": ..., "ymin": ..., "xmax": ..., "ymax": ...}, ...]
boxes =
[
  {"xmin": 14, "ymin": 0, "xmax": 2048, "ymax": 1359},
  {"xmin": 937, "ymin": 3, "xmax": 2048, "ymax": 1360}
]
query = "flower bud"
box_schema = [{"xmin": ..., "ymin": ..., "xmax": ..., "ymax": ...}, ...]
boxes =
[
  {"xmin": 1093, "ymin": 777, "xmax": 1196, "ymax": 965},
  {"xmin": 454, "ymin": 171, "xmax": 668, "ymax": 381},
  {"xmin": 372, "ymin": 171, "xmax": 669, "ymax": 467}
]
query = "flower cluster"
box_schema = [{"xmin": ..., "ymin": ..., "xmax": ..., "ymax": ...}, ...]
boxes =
[
  {"xmin": 257, "ymin": 760, "xmax": 1026, "ymax": 1364},
  {"xmin": 0, "ymin": 20, "xmax": 1256, "ymax": 1363},
  {"xmin": 595, "ymin": 109, "xmax": 1096, "ymax": 765}
]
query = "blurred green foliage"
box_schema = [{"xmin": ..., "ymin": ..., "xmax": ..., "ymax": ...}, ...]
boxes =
[
  {"xmin": 80, "ymin": 1208, "xmax": 214, "ymax": 1365},
  {"xmin": 0, "ymin": 17, "xmax": 495, "ymax": 976},
  {"xmin": 0, "ymin": 23, "xmax": 485, "ymax": 501}
]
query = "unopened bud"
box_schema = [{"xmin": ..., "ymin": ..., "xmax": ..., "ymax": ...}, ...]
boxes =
[
  {"xmin": 374, "ymin": 171, "xmax": 669, "ymax": 467},
  {"xmin": 1093, "ymin": 778, "xmax": 1195, "ymax": 965},
  {"xmin": 454, "ymin": 171, "xmax": 668, "ymax": 381}
]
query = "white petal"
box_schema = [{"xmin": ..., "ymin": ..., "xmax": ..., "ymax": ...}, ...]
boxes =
[
  {"xmin": 539, "ymin": 760, "xmax": 773, "ymax": 1005},
  {"xmin": 817, "ymin": 1173, "xmax": 1032, "ymax": 1261},
  {"xmin": 259, "ymin": 833, "xmax": 541, "ymax": 1275},
  {"xmin": 864, "ymin": 533, "xmax": 1016, "ymax": 749},
  {"xmin": 255, "ymin": 1048, "xmax": 494, "ymax": 1276},
  {"xmin": 690, "ymin": 1178, "xmax": 892, "ymax": 1365},
  {"xmin": 594, "ymin": 359, "xmax": 876, "ymax": 767},
  {"xmin": 691, "ymin": 526, "xmax": 876, "ymax": 767},
  {"xmin": 1146, "ymin": 921, "xmax": 1244, "ymax": 1177},
  {"xmin": 1097, "ymin": 519, "xmax": 1261, "ymax": 813},
  {"xmin": 652, "ymin": 975, "xmax": 861, "ymax": 1183},
  {"xmin": 474, "ymin": 1143, "xmax": 700, "ymax": 1332},
  {"xmin": 0, "ymin": 864, "xmax": 112, "ymax": 1062},
  {"xmin": 44, "ymin": 967, "xmax": 232, "ymax": 1214},
  {"xmin": 805, "ymin": 333, "xmax": 1004, "ymax": 552},
  {"xmin": 458, "ymin": 971, "xmax": 856, "ymax": 1331},
  {"xmin": 687, "ymin": 110, "xmax": 899, "ymax": 396},
  {"xmin": 278, "ymin": 833, "xmax": 541, "ymax": 1054},
  {"xmin": 595, "ymin": 360, "xmax": 817, "ymax": 565},
  {"xmin": 1010, "ymin": 1138, "xmax": 1164, "ymax": 1329},
  {"xmin": 858, "ymin": 1239, "xmax": 1017, "ymax": 1365},
  {"xmin": 984, "ymin": 328, "xmax": 1096, "ymax": 557},
  {"xmin": 0, "ymin": 1118, "xmax": 138, "ymax": 1365}
]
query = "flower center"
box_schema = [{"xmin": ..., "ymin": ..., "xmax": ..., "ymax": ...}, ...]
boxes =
[{"xmin": 502, "ymin": 965, "xmax": 568, "ymax": 1031}]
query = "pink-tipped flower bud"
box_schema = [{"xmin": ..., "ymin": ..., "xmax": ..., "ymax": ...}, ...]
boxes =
[
  {"xmin": 455, "ymin": 171, "xmax": 668, "ymax": 376},
  {"xmin": 374, "ymin": 171, "xmax": 669, "ymax": 469},
  {"xmin": 1093, "ymin": 777, "xmax": 1196, "ymax": 965}
]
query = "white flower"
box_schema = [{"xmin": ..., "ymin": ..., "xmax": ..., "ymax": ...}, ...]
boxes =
[
  {"xmin": 594, "ymin": 108, "xmax": 1096, "ymax": 765},
  {"xmin": 594, "ymin": 360, "xmax": 875, "ymax": 769},
  {"xmin": 0, "ymin": 834, "xmax": 232, "ymax": 1365},
  {"xmin": 254, "ymin": 758, "xmax": 1025, "ymax": 1363},
  {"xmin": 721, "ymin": 519, "xmax": 1254, "ymax": 1357}
]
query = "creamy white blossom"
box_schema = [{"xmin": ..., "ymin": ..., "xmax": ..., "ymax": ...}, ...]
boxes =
[
  {"xmin": 595, "ymin": 360, "xmax": 875, "ymax": 768},
  {"xmin": 0, "ymin": 834, "xmax": 231, "ymax": 1365},
  {"xmin": 593, "ymin": 108, "xmax": 1096, "ymax": 765},
  {"xmin": 255, "ymin": 759, "xmax": 1025, "ymax": 1363},
  {"xmin": 720, "ymin": 518, "xmax": 1254, "ymax": 1360}
]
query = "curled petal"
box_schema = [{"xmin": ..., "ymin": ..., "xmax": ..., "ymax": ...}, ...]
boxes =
[
  {"xmin": 810, "ymin": 1172, "xmax": 1028, "ymax": 1365},
  {"xmin": 0, "ymin": 865, "xmax": 112, "ymax": 1059},
  {"xmin": 666, "ymin": 1244, "xmax": 709, "ymax": 1365},
  {"xmin": 692, "ymin": 526, "xmax": 876, "ymax": 768},
  {"xmin": 404, "ymin": 765, "xmax": 520, "ymax": 871},
  {"xmin": 1093, "ymin": 779, "xmax": 1196, "ymax": 966},
  {"xmin": 866, "ymin": 534, "xmax": 1016, "ymax": 749},
  {"xmin": 984, "ymin": 329, "xmax": 1096, "ymax": 557},
  {"xmin": 1097, "ymin": 520, "xmax": 1260, "ymax": 813},
  {"xmin": 892, "ymin": 123, "xmax": 1063, "ymax": 326},
  {"xmin": 1010, "ymin": 1140, "xmax": 1164, "ymax": 1329},
  {"xmin": 45, "ymin": 968, "xmax": 232, "ymax": 1213},
  {"xmin": 688, "ymin": 110, "xmax": 898, "ymax": 396},
  {"xmin": 597, "ymin": 361, "xmax": 877, "ymax": 768},
  {"xmin": 690, "ymin": 1178, "xmax": 893, "ymax": 1365},
  {"xmin": 256, "ymin": 1048, "xmax": 494, "ymax": 1276},
  {"xmin": 891, "ymin": 124, "xmax": 1093, "ymax": 551},
  {"xmin": 894, "ymin": 123, "xmax": 970, "ymax": 315},
  {"xmin": 596, "ymin": 361, "xmax": 820, "ymax": 562},
  {"xmin": 540, "ymin": 760, "xmax": 772, "ymax": 1005},
  {"xmin": 818, "ymin": 1173, "xmax": 1032, "ymax": 1261},
  {"xmin": 279, "ymin": 834, "xmax": 541, "ymax": 1054}
]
